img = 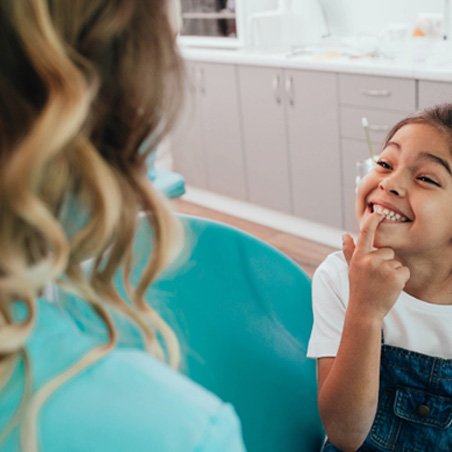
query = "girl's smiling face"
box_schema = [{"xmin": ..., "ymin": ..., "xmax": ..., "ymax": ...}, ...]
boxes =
[{"xmin": 356, "ymin": 122, "xmax": 452, "ymax": 257}]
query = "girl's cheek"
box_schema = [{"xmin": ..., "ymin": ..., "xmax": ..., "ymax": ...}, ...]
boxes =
[
  {"xmin": 355, "ymin": 176, "xmax": 375, "ymax": 222},
  {"xmin": 355, "ymin": 179, "xmax": 369, "ymax": 208}
]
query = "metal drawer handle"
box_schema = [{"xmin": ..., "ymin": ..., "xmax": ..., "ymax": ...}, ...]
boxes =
[
  {"xmin": 285, "ymin": 76, "xmax": 295, "ymax": 106},
  {"xmin": 272, "ymin": 74, "xmax": 282, "ymax": 104},
  {"xmin": 361, "ymin": 89, "xmax": 391, "ymax": 97},
  {"xmin": 368, "ymin": 124, "xmax": 389, "ymax": 132}
]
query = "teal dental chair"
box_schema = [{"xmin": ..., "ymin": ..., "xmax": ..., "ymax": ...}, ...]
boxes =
[{"xmin": 127, "ymin": 215, "xmax": 324, "ymax": 452}]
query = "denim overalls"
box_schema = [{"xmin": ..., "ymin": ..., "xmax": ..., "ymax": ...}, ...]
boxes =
[{"xmin": 323, "ymin": 340, "xmax": 452, "ymax": 451}]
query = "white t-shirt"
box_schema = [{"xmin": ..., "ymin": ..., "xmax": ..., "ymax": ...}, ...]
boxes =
[{"xmin": 307, "ymin": 251, "xmax": 452, "ymax": 360}]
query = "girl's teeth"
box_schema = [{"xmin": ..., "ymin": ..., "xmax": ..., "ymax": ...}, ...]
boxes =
[{"xmin": 373, "ymin": 205, "xmax": 408, "ymax": 222}]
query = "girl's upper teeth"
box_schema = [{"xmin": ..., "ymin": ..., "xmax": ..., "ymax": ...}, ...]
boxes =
[{"xmin": 374, "ymin": 204, "xmax": 408, "ymax": 222}]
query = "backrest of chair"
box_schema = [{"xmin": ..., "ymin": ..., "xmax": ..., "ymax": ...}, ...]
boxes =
[{"xmin": 127, "ymin": 215, "xmax": 324, "ymax": 452}]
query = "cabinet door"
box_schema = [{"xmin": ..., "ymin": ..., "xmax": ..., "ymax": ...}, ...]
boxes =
[
  {"xmin": 286, "ymin": 70, "xmax": 342, "ymax": 228},
  {"xmin": 238, "ymin": 66, "xmax": 291, "ymax": 212},
  {"xmin": 418, "ymin": 80, "xmax": 452, "ymax": 109},
  {"xmin": 201, "ymin": 63, "xmax": 247, "ymax": 199},
  {"xmin": 172, "ymin": 62, "xmax": 208, "ymax": 188}
]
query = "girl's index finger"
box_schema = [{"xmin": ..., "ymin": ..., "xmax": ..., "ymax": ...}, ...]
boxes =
[{"xmin": 356, "ymin": 212, "xmax": 385, "ymax": 254}]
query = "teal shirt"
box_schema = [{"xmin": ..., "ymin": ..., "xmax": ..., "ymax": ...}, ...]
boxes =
[{"xmin": 1, "ymin": 298, "xmax": 245, "ymax": 451}]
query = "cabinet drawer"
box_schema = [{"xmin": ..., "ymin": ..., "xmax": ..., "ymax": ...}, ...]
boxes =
[
  {"xmin": 340, "ymin": 106, "xmax": 407, "ymax": 144},
  {"xmin": 418, "ymin": 80, "xmax": 452, "ymax": 109},
  {"xmin": 339, "ymin": 74, "xmax": 416, "ymax": 112}
]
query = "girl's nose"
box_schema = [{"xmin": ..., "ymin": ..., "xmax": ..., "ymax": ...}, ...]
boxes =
[{"xmin": 378, "ymin": 173, "xmax": 406, "ymax": 196}]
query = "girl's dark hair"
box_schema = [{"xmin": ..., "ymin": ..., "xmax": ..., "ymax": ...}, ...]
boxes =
[{"xmin": 384, "ymin": 103, "xmax": 452, "ymax": 151}]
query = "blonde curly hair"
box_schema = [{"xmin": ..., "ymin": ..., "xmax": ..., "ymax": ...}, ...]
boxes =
[{"xmin": 0, "ymin": 0, "xmax": 185, "ymax": 448}]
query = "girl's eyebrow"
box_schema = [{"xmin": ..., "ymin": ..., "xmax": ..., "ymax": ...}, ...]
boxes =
[
  {"xmin": 418, "ymin": 152, "xmax": 452, "ymax": 175},
  {"xmin": 385, "ymin": 141, "xmax": 400, "ymax": 150},
  {"xmin": 384, "ymin": 141, "xmax": 452, "ymax": 175}
]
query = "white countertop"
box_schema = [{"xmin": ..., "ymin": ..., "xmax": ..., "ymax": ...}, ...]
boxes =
[{"xmin": 180, "ymin": 38, "xmax": 452, "ymax": 82}]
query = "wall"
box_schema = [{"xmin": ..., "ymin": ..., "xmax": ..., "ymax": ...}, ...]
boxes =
[
  {"xmin": 245, "ymin": 0, "xmax": 447, "ymax": 37},
  {"xmin": 319, "ymin": 0, "xmax": 445, "ymax": 36}
]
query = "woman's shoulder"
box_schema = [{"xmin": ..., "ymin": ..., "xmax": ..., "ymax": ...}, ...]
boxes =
[
  {"xmin": 37, "ymin": 347, "xmax": 244, "ymax": 451},
  {"xmin": 3, "ymin": 299, "xmax": 245, "ymax": 452}
]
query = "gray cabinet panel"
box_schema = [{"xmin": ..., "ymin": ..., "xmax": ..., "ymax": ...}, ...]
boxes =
[
  {"xmin": 238, "ymin": 66, "xmax": 292, "ymax": 212},
  {"xmin": 172, "ymin": 62, "xmax": 208, "ymax": 188},
  {"xmin": 339, "ymin": 74, "xmax": 416, "ymax": 112},
  {"xmin": 172, "ymin": 62, "xmax": 246, "ymax": 199},
  {"xmin": 286, "ymin": 70, "xmax": 342, "ymax": 228},
  {"xmin": 201, "ymin": 63, "xmax": 247, "ymax": 199},
  {"xmin": 418, "ymin": 80, "xmax": 452, "ymax": 109},
  {"xmin": 340, "ymin": 106, "xmax": 407, "ymax": 146}
]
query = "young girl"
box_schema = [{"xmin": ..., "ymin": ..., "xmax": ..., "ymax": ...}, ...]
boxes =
[
  {"xmin": 308, "ymin": 104, "xmax": 452, "ymax": 451},
  {"xmin": 0, "ymin": 1, "xmax": 244, "ymax": 450}
]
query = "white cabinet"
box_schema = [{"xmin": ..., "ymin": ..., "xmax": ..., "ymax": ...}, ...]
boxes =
[
  {"xmin": 338, "ymin": 74, "xmax": 416, "ymax": 231},
  {"xmin": 172, "ymin": 56, "xmax": 446, "ymax": 232},
  {"xmin": 285, "ymin": 70, "xmax": 342, "ymax": 227},
  {"xmin": 339, "ymin": 74, "xmax": 416, "ymax": 111},
  {"xmin": 238, "ymin": 66, "xmax": 342, "ymax": 226},
  {"xmin": 172, "ymin": 62, "xmax": 247, "ymax": 199},
  {"xmin": 418, "ymin": 80, "xmax": 452, "ymax": 109},
  {"xmin": 238, "ymin": 66, "xmax": 291, "ymax": 212},
  {"xmin": 172, "ymin": 62, "xmax": 207, "ymax": 188}
]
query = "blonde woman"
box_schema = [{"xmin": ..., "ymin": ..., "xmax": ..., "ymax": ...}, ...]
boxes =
[{"xmin": 0, "ymin": 1, "xmax": 245, "ymax": 451}]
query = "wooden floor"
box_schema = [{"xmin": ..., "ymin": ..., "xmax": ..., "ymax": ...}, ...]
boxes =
[{"xmin": 172, "ymin": 199, "xmax": 338, "ymax": 277}]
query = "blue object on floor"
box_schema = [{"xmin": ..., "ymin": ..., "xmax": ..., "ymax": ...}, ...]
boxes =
[
  {"xmin": 122, "ymin": 214, "xmax": 325, "ymax": 452},
  {"xmin": 150, "ymin": 167, "xmax": 185, "ymax": 199},
  {"xmin": 146, "ymin": 151, "xmax": 185, "ymax": 199}
]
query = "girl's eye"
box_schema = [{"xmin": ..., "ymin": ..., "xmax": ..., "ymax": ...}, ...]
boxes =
[
  {"xmin": 417, "ymin": 176, "xmax": 441, "ymax": 187},
  {"xmin": 376, "ymin": 160, "xmax": 392, "ymax": 170}
]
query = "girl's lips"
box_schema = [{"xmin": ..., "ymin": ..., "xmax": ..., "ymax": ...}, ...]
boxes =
[{"xmin": 369, "ymin": 202, "xmax": 412, "ymax": 222}]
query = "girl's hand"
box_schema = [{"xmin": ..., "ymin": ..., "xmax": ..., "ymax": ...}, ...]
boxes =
[{"xmin": 342, "ymin": 213, "xmax": 410, "ymax": 320}]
